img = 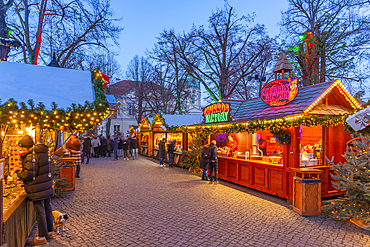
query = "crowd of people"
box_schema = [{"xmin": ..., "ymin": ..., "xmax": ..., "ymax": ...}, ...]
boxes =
[{"xmin": 78, "ymin": 134, "xmax": 139, "ymax": 165}]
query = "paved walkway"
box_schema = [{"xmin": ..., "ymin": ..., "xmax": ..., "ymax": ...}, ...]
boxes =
[{"xmin": 27, "ymin": 155, "xmax": 369, "ymax": 246}]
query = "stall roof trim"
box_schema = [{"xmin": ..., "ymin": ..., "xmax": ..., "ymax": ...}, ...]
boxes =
[
  {"xmin": 149, "ymin": 114, "xmax": 203, "ymax": 127},
  {"xmin": 0, "ymin": 61, "xmax": 94, "ymax": 109},
  {"xmin": 222, "ymin": 80, "xmax": 357, "ymax": 122}
]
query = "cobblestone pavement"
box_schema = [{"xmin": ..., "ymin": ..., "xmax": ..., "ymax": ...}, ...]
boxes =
[{"xmin": 27, "ymin": 155, "xmax": 370, "ymax": 247}]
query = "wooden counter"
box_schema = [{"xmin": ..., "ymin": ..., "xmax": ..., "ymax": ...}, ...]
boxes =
[
  {"xmin": 218, "ymin": 156, "xmax": 287, "ymax": 199},
  {"xmin": 3, "ymin": 190, "xmax": 36, "ymax": 247}
]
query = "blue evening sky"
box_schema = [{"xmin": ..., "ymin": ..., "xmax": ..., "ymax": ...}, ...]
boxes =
[{"xmin": 110, "ymin": 0, "xmax": 288, "ymax": 76}]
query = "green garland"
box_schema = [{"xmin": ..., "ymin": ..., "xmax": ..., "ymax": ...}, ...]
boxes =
[
  {"xmin": 142, "ymin": 103, "xmax": 370, "ymax": 140},
  {"xmin": 0, "ymin": 70, "xmax": 109, "ymax": 131},
  {"xmin": 149, "ymin": 113, "xmax": 169, "ymax": 131},
  {"xmin": 139, "ymin": 116, "xmax": 150, "ymax": 132},
  {"xmin": 167, "ymin": 114, "xmax": 348, "ymax": 140},
  {"xmin": 271, "ymin": 129, "xmax": 291, "ymax": 145}
]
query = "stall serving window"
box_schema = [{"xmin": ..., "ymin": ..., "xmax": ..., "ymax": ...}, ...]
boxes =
[
  {"xmin": 299, "ymin": 125, "xmax": 323, "ymax": 167},
  {"xmin": 214, "ymin": 131, "xmax": 284, "ymax": 165},
  {"xmin": 2, "ymin": 126, "xmax": 36, "ymax": 214},
  {"xmin": 154, "ymin": 132, "xmax": 166, "ymax": 149},
  {"xmin": 167, "ymin": 132, "xmax": 183, "ymax": 153}
]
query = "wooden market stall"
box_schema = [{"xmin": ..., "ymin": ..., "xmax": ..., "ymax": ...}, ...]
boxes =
[
  {"xmin": 138, "ymin": 114, "xmax": 202, "ymax": 166},
  {"xmin": 0, "ymin": 61, "xmax": 97, "ymax": 246},
  {"xmin": 192, "ymin": 78, "xmax": 359, "ymax": 201}
]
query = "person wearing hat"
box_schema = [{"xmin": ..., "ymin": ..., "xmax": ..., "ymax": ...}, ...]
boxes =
[{"xmin": 15, "ymin": 135, "xmax": 54, "ymax": 245}]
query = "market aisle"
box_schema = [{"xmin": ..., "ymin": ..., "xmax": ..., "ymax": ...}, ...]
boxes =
[{"xmin": 27, "ymin": 156, "xmax": 369, "ymax": 247}]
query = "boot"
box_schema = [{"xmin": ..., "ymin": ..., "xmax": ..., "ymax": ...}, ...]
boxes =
[
  {"xmin": 201, "ymin": 176, "xmax": 205, "ymax": 180},
  {"xmin": 205, "ymin": 176, "xmax": 209, "ymax": 181}
]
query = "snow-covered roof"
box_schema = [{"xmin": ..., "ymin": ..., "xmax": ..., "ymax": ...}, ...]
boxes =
[
  {"xmin": 0, "ymin": 62, "xmax": 94, "ymax": 109},
  {"xmin": 149, "ymin": 114, "xmax": 203, "ymax": 127},
  {"xmin": 106, "ymin": 94, "xmax": 116, "ymax": 104}
]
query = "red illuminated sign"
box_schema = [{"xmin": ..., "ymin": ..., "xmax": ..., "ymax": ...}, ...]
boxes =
[
  {"xmin": 260, "ymin": 77, "xmax": 298, "ymax": 106},
  {"xmin": 203, "ymin": 103, "xmax": 231, "ymax": 123}
]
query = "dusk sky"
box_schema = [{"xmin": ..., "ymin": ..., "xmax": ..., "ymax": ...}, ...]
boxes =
[{"xmin": 110, "ymin": 0, "xmax": 288, "ymax": 78}]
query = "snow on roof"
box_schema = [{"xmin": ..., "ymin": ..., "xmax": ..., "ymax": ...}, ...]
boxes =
[
  {"xmin": 149, "ymin": 114, "xmax": 203, "ymax": 127},
  {"xmin": 0, "ymin": 62, "xmax": 94, "ymax": 109},
  {"xmin": 106, "ymin": 94, "xmax": 116, "ymax": 104}
]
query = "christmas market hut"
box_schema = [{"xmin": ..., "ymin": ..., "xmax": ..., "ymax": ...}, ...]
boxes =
[
  {"xmin": 0, "ymin": 61, "xmax": 108, "ymax": 247},
  {"xmin": 138, "ymin": 113, "xmax": 202, "ymax": 166},
  {"xmin": 186, "ymin": 77, "xmax": 359, "ymax": 201}
]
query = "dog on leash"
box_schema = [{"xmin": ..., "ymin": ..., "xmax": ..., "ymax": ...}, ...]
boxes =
[{"xmin": 52, "ymin": 210, "xmax": 69, "ymax": 234}]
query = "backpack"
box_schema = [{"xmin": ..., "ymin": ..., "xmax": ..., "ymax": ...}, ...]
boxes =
[{"xmin": 204, "ymin": 146, "xmax": 211, "ymax": 159}]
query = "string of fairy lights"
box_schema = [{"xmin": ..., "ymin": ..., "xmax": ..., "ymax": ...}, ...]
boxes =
[
  {"xmin": 138, "ymin": 80, "xmax": 368, "ymax": 142},
  {"xmin": 0, "ymin": 70, "xmax": 110, "ymax": 132}
]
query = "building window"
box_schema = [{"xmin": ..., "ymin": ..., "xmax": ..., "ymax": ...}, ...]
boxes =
[
  {"xmin": 192, "ymin": 96, "xmax": 195, "ymax": 104},
  {"xmin": 129, "ymin": 103, "xmax": 135, "ymax": 117},
  {"xmin": 114, "ymin": 125, "xmax": 120, "ymax": 133}
]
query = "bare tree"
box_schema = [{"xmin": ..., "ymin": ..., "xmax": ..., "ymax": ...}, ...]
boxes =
[
  {"xmin": 125, "ymin": 55, "xmax": 153, "ymax": 123},
  {"xmin": 150, "ymin": 30, "xmax": 190, "ymax": 114},
  {"xmin": 164, "ymin": 5, "xmax": 274, "ymax": 102},
  {"xmin": 7, "ymin": 0, "xmax": 122, "ymax": 66},
  {"xmin": 0, "ymin": 0, "xmax": 14, "ymax": 60},
  {"xmin": 281, "ymin": 0, "xmax": 370, "ymax": 89}
]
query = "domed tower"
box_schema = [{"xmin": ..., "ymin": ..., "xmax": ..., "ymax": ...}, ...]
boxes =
[{"xmin": 184, "ymin": 72, "xmax": 202, "ymax": 114}]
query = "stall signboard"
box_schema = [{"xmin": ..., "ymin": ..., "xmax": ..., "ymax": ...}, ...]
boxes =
[
  {"xmin": 203, "ymin": 103, "xmax": 231, "ymax": 124},
  {"xmin": 261, "ymin": 77, "xmax": 298, "ymax": 106}
]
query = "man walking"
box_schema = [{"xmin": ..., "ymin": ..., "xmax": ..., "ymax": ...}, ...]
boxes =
[
  {"xmin": 130, "ymin": 135, "xmax": 139, "ymax": 160},
  {"xmin": 208, "ymin": 140, "xmax": 219, "ymax": 184},
  {"xmin": 91, "ymin": 137, "xmax": 100, "ymax": 158},
  {"xmin": 16, "ymin": 135, "xmax": 54, "ymax": 245},
  {"xmin": 82, "ymin": 136, "xmax": 91, "ymax": 164}
]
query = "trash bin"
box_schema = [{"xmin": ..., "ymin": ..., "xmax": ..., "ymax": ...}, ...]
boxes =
[
  {"xmin": 60, "ymin": 157, "xmax": 76, "ymax": 192},
  {"xmin": 293, "ymin": 168, "xmax": 323, "ymax": 216}
]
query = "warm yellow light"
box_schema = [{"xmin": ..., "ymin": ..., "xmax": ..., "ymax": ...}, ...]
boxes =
[{"xmin": 17, "ymin": 130, "xmax": 23, "ymax": 135}]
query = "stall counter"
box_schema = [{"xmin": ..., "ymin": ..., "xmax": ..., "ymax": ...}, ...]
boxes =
[
  {"xmin": 218, "ymin": 156, "xmax": 287, "ymax": 199},
  {"xmin": 3, "ymin": 189, "xmax": 36, "ymax": 247}
]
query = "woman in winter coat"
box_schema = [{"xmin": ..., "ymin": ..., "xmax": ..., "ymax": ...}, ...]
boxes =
[
  {"xmin": 199, "ymin": 144, "xmax": 209, "ymax": 181},
  {"xmin": 16, "ymin": 135, "xmax": 54, "ymax": 245},
  {"xmin": 159, "ymin": 138, "xmax": 166, "ymax": 167}
]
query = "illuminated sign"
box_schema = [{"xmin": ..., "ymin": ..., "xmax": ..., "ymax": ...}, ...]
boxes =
[
  {"xmin": 260, "ymin": 77, "xmax": 298, "ymax": 106},
  {"xmin": 203, "ymin": 103, "xmax": 231, "ymax": 124},
  {"xmin": 214, "ymin": 133, "xmax": 228, "ymax": 142}
]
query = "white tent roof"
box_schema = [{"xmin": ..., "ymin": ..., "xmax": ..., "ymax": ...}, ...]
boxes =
[
  {"xmin": 106, "ymin": 94, "xmax": 116, "ymax": 104},
  {"xmin": 149, "ymin": 114, "xmax": 203, "ymax": 127},
  {"xmin": 0, "ymin": 62, "xmax": 94, "ymax": 109}
]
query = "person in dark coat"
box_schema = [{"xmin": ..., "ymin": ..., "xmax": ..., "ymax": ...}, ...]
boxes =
[
  {"xmin": 107, "ymin": 137, "xmax": 112, "ymax": 157},
  {"xmin": 117, "ymin": 137, "xmax": 123, "ymax": 157},
  {"xmin": 112, "ymin": 136, "xmax": 118, "ymax": 160},
  {"xmin": 82, "ymin": 136, "xmax": 91, "ymax": 164},
  {"xmin": 167, "ymin": 140, "xmax": 176, "ymax": 167},
  {"xmin": 199, "ymin": 144, "xmax": 210, "ymax": 181},
  {"xmin": 208, "ymin": 140, "xmax": 219, "ymax": 184},
  {"xmin": 123, "ymin": 137, "xmax": 130, "ymax": 160},
  {"xmin": 159, "ymin": 138, "xmax": 166, "ymax": 167},
  {"xmin": 16, "ymin": 135, "xmax": 54, "ymax": 245},
  {"xmin": 130, "ymin": 136, "xmax": 139, "ymax": 160},
  {"xmin": 100, "ymin": 136, "xmax": 107, "ymax": 158}
]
